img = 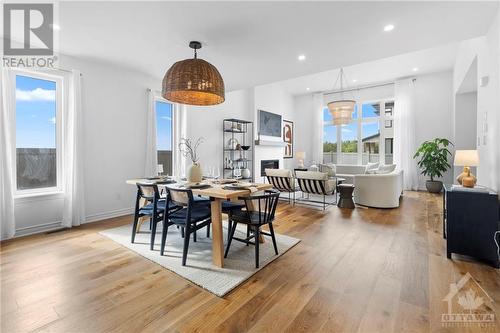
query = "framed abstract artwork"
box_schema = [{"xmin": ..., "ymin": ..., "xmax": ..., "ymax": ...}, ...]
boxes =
[{"xmin": 283, "ymin": 119, "xmax": 293, "ymax": 158}]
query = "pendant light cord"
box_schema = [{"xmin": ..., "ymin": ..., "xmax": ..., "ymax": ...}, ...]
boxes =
[{"xmin": 330, "ymin": 68, "xmax": 356, "ymax": 101}]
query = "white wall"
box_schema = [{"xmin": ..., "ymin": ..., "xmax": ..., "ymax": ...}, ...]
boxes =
[
  {"xmin": 14, "ymin": 55, "xmax": 160, "ymax": 236},
  {"xmin": 413, "ymin": 71, "xmax": 454, "ymax": 188},
  {"xmin": 453, "ymin": 8, "xmax": 500, "ymax": 190},
  {"xmin": 184, "ymin": 88, "xmax": 254, "ymax": 176}
]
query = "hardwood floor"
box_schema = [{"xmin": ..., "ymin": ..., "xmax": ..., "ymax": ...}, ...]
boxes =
[{"xmin": 1, "ymin": 191, "xmax": 499, "ymax": 333}]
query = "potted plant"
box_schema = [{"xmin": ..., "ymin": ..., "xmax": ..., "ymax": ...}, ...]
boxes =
[
  {"xmin": 413, "ymin": 138, "xmax": 453, "ymax": 193},
  {"xmin": 179, "ymin": 137, "xmax": 204, "ymax": 182}
]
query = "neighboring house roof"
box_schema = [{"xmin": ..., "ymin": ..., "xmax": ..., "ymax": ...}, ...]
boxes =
[{"xmin": 362, "ymin": 132, "xmax": 380, "ymax": 142}]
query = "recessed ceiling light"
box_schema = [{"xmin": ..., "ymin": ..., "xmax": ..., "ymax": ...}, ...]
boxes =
[
  {"xmin": 352, "ymin": 79, "xmax": 357, "ymax": 83},
  {"xmin": 298, "ymin": 54, "xmax": 306, "ymax": 61},
  {"xmin": 306, "ymin": 87, "xmax": 310, "ymax": 91},
  {"xmin": 383, "ymin": 24, "xmax": 394, "ymax": 32},
  {"xmin": 51, "ymin": 23, "xmax": 60, "ymax": 30},
  {"xmin": 413, "ymin": 67, "xmax": 419, "ymax": 72}
]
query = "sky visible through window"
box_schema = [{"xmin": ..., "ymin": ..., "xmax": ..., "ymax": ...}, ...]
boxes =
[
  {"xmin": 15, "ymin": 75, "xmax": 56, "ymax": 148},
  {"xmin": 156, "ymin": 101, "xmax": 172, "ymax": 150},
  {"xmin": 323, "ymin": 104, "xmax": 379, "ymax": 143}
]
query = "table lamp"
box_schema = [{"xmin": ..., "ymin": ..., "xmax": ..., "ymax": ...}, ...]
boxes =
[
  {"xmin": 157, "ymin": 164, "xmax": 164, "ymax": 176},
  {"xmin": 296, "ymin": 151, "xmax": 306, "ymax": 169},
  {"xmin": 454, "ymin": 150, "xmax": 479, "ymax": 188}
]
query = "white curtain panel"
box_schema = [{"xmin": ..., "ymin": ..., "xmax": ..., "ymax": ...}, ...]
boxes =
[
  {"xmin": 311, "ymin": 93, "xmax": 324, "ymax": 165},
  {"xmin": 394, "ymin": 79, "xmax": 419, "ymax": 191},
  {"xmin": 144, "ymin": 89, "xmax": 158, "ymax": 177},
  {"xmin": 0, "ymin": 69, "xmax": 16, "ymax": 239},
  {"xmin": 173, "ymin": 104, "xmax": 187, "ymax": 178},
  {"xmin": 62, "ymin": 70, "xmax": 86, "ymax": 228}
]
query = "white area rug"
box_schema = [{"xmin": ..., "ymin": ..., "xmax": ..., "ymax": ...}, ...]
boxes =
[{"xmin": 99, "ymin": 223, "xmax": 300, "ymax": 297}]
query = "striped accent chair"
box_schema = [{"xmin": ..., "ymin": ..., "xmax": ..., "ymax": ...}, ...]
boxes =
[
  {"xmin": 295, "ymin": 171, "xmax": 336, "ymax": 210},
  {"xmin": 265, "ymin": 168, "xmax": 297, "ymax": 203}
]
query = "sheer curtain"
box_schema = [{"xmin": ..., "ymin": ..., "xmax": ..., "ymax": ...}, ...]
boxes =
[
  {"xmin": 394, "ymin": 79, "xmax": 419, "ymax": 190},
  {"xmin": 0, "ymin": 68, "xmax": 16, "ymax": 239},
  {"xmin": 62, "ymin": 70, "xmax": 86, "ymax": 227},
  {"xmin": 311, "ymin": 93, "xmax": 324, "ymax": 165},
  {"xmin": 144, "ymin": 89, "xmax": 158, "ymax": 176},
  {"xmin": 173, "ymin": 104, "xmax": 187, "ymax": 178}
]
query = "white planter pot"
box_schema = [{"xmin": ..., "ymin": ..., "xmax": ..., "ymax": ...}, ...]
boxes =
[
  {"xmin": 187, "ymin": 163, "xmax": 203, "ymax": 182},
  {"xmin": 241, "ymin": 168, "xmax": 251, "ymax": 179}
]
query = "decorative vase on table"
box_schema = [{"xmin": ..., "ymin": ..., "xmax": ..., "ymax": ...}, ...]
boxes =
[
  {"xmin": 241, "ymin": 168, "xmax": 251, "ymax": 179},
  {"xmin": 187, "ymin": 163, "xmax": 203, "ymax": 182}
]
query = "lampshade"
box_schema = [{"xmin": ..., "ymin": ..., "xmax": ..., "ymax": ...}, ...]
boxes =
[
  {"xmin": 328, "ymin": 100, "xmax": 355, "ymax": 125},
  {"xmin": 296, "ymin": 151, "xmax": 306, "ymax": 160},
  {"xmin": 454, "ymin": 150, "xmax": 479, "ymax": 166},
  {"xmin": 162, "ymin": 41, "xmax": 225, "ymax": 106}
]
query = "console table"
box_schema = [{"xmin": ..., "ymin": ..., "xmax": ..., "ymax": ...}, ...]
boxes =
[{"xmin": 442, "ymin": 184, "xmax": 500, "ymax": 268}]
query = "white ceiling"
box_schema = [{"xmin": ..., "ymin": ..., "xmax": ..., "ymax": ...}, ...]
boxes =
[
  {"xmin": 57, "ymin": 1, "xmax": 498, "ymax": 91},
  {"xmin": 279, "ymin": 42, "xmax": 459, "ymax": 95}
]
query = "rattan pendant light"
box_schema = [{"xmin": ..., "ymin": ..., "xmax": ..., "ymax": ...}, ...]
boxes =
[
  {"xmin": 327, "ymin": 68, "xmax": 355, "ymax": 125},
  {"xmin": 162, "ymin": 41, "xmax": 225, "ymax": 106}
]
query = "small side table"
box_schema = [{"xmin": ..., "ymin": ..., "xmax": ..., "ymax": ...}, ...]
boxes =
[{"xmin": 338, "ymin": 184, "xmax": 355, "ymax": 209}]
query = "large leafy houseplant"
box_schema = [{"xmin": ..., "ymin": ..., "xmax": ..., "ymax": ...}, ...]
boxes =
[{"xmin": 413, "ymin": 138, "xmax": 453, "ymax": 193}]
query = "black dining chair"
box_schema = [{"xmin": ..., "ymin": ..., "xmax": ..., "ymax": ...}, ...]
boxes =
[
  {"xmin": 224, "ymin": 189, "xmax": 280, "ymax": 268},
  {"xmin": 161, "ymin": 187, "xmax": 212, "ymax": 266},
  {"xmin": 131, "ymin": 183, "xmax": 175, "ymax": 250}
]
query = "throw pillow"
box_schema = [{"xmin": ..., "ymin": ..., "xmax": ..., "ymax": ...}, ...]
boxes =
[
  {"xmin": 319, "ymin": 163, "xmax": 336, "ymax": 177},
  {"xmin": 365, "ymin": 162, "xmax": 379, "ymax": 174},
  {"xmin": 375, "ymin": 164, "xmax": 396, "ymax": 174}
]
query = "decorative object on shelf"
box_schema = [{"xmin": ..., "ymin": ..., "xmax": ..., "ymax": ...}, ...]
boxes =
[
  {"xmin": 162, "ymin": 41, "xmax": 225, "ymax": 106},
  {"xmin": 157, "ymin": 164, "xmax": 164, "ymax": 176},
  {"xmin": 283, "ymin": 119, "xmax": 293, "ymax": 158},
  {"xmin": 241, "ymin": 168, "xmax": 251, "ymax": 179},
  {"xmin": 327, "ymin": 68, "xmax": 356, "ymax": 125},
  {"xmin": 179, "ymin": 137, "xmax": 204, "ymax": 182},
  {"xmin": 258, "ymin": 110, "xmax": 282, "ymax": 137},
  {"xmin": 296, "ymin": 151, "xmax": 306, "ymax": 169},
  {"xmin": 413, "ymin": 138, "xmax": 453, "ymax": 193},
  {"xmin": 454, "ymin": 150, "xmax": 479, "ymax": 188},
  {"xmin": 227, "ymin": 138, "xmax": 239, "ymax": 150},
  {"xmin": 241, "ymin": 145, "xmax": 250, "ymax": 150}
]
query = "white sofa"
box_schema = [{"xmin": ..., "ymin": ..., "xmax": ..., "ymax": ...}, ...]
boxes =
[
  {"xmin": 353, "ymin": 170, "xmax": 404, "ymax": 208},
  {"xmin": 334, "ymin": 164, "xmax": 367, "ymax": 184}
]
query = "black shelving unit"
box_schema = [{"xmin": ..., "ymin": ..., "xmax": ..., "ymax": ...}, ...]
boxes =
[{"xmin": 222, "ymin": 119, "xmax": 254, "ymax": 181}]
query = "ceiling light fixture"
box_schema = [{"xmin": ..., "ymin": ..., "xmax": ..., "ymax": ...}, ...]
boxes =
[
  {"xmin": 327, "ymin": 68, "xmax": 356, "ymax": 126},
  {"xmin": 306, "ymin": 87, "xmax": 310, "ymax": 91},
  {"xmin": 352, "ymin": 79, "xmax": 357, "ymax": 83},
  {"xmin": 413, "ymin": 67, "xmax": 419, "ymax": 72},
  {"xmin": 162, "ymin": 41, "xmax": 225, "ymax": 106},
  {"xmin": 298, "ymin": 54, "xmax": 306, "ymax": 61},
  {"xmin": 384, "ymin": 24, "xmax": 395, "ymax": 32}
]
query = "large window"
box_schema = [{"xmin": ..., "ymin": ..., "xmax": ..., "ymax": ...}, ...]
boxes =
[
  {"xmin": 323, "ymin": 100, "xmax": 394, "ymax": 165},
  {"xmin": 155, "ymin": 100, "xmax": 173, "ymax": 175},
  {"xmin": 15, "ymin": 73, "xmax": 62, "ymax": 194}
]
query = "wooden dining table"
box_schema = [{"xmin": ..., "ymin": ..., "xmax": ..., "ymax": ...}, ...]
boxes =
[{"xmin": 126, "ymin": 178, "xmax": 272, "ymax": 268}]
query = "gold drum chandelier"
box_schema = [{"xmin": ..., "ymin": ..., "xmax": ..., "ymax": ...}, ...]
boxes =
[
  {"xmin": 327, "ymin": 68, "xmax": 355, "ymax": 125},
  {"xmin": 162, "ymin": 41, "xmax": 225, "ymax": 106}
]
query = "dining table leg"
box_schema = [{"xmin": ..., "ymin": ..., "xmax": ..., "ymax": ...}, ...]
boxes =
[{"xmin": 210, "ymin": 198, "xmax": 224, "ymax": 268}]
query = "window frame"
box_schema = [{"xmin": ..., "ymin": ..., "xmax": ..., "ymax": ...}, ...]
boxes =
[
  {"xmin": 10, "ymin": 69, "xmax": 64, "ymax": 198},
  {"xmin": 153, "ymin": 94, "xmax": 174, "ymax": 176},
  {"xmin": 323, "ymin": 97, "xmax": 394, "ymax": 165}
]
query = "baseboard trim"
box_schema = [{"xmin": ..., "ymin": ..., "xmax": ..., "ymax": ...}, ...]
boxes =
[
  {"xmin": 85, "ymin": 207, "xmax": 134, "ymax": 224},
  {"xmin": 14, "ymin": 221, "xmax": 64, "ymax": 238}
]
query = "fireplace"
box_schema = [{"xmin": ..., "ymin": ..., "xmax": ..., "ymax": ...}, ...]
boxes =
[{"xmin": 261, "ymin": 159, "xmax": 279, "ymax": 176}]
